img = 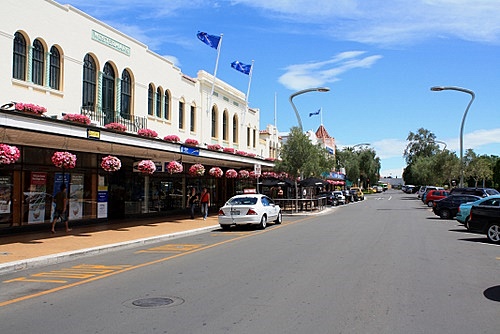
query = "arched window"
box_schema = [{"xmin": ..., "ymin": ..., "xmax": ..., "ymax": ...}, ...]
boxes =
[
  {"xmin": 156, "ymin": 87, "xmax": 162, "ymax": 118},
  {"xmin": 102, "ymin": 62, "xmax": 115, "ymax": 123},
  {"xmin": 190, "ymin": 104, "xmax": 196, "ymax": 132},
  {"xmin": 49, "ymin": 46, "xmax": 60, "ymax": 90},
  {"xmin": 211, "ymin": 106, "xmax": 218, "ymax": 138},
  {"xmin": 82, "ymin": 54, "xmax": 97, "ymax": 111},
  {"xmin": 12, "ymin": 32, "xmax": 27, "ymax": 80},
  {"xmin": 147, "ymin": 84, "xmax": 154, "ymax": 116},
  {"xmin": 222, "ymin": 110, "xmax": 228, "ymax": 141},
  {"xmin": 120, "ymin": 69, "xmax": 132, "ymax": 119},
  {"xmin": 232, "ymin": 115, "xmax": 238, "ymax": 143},
  {"xmin": 32, "ymin": 39, "xmax": 44, "ymax": 85},
  {"xmin": 164, "ymin": 90, "xmax": 170, "ymax": 120},
  {"xmin": 178, "ymin": 100, "xmax": 185, "ymax": 130}
]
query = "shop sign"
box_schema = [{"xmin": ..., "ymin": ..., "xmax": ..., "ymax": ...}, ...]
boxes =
[
  {"xmin": 87, "ymin": 129, "xmax": 100, "ymax": 140},
  {"xmin": 180, "ymin": 145, "xmax": 200, "ymax": 156},
  {"xmin": 91, "ymin": 30, "xmax": 131, "ymax": 56}
]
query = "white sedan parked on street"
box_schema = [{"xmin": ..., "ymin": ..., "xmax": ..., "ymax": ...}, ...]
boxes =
[{"xmin": 218, "ymin": 194, "xmax": 282, "ymax": 230}]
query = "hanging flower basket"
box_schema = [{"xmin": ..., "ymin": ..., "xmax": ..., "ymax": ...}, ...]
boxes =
[
  {"xmin": 101, "ymin": 155, "xmax": 121, "ymax": 172},
  {"xmin": 166, "ymin": 160, "xmax": 183, "ymax": 174},
  {"xmin": 137, "ymin": 159, "xmax": 156, "ymax": 174},
  {"xmin": 104, "ymin": 122, "xmax": 127, "ymax": 132},
  {"xmin": 188, "ymin": 163, "xmax": 205, "ymax": 176},
  {"xmin": 163, "ymin": 135, "xmax": 180, "ymax": 143},
  {"xmin": 0, "ymin": 144, "xmax": 20, "ymax": 165},
  {"xmin": 51, "ymin": 151, "xmax": 77, "ymax": 169},
  {"xmin": 238, "ymin": 170, "xmax": 250, "ymax": 179},
  {"xmin": 209, "ymin": 167, "xmax": 223, "ymax": 178},
  {"xmin": 63, "ymin": 113, "xmax": 91, "ymax": 125},
  {"xmin": 184, "ymin": 138, "xmax": 199, "ymax": 146},
  {"xmin": 225, "ymin": 169, "xmax": 238, "ymax": 178},
  {"xmin": 137, "ymin": 128, "xmax": 158, "ymax": 138},
  {"xmin": 15, "ymin": 102, "xmax": 47, "ymax": 115}
]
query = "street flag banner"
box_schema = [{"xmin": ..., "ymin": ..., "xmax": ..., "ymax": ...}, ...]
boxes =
[
  {"xmin": 231, "ymin": 61, "xmax": 252, "ymax": 75},
  {"xmin": 197, "ymin": 31, "xmax": 221, "ymax": 49},
  {"xmin": 309, "ymin": 109, "xmax": 321, "ymax": 117}
]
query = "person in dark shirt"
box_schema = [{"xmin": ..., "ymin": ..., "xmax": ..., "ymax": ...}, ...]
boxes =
[{"xmin": 51, "ymin": 183, "xmax": 71, "ymax": 233}]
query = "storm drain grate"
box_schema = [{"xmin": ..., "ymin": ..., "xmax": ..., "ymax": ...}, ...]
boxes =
[{"xmin": 125, "ymin": 296, "xmax": 184, "ymax": 308}]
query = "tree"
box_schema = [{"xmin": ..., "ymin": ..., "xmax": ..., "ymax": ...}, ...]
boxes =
[
  {"xmin": 464, "ymin": 150, "xmax": 493, "ymax": 187},
  {"xmin": 403, "ymin": 128, "xmax": 439, "ymax": 165}
]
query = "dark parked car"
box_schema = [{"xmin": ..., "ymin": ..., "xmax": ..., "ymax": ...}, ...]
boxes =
[
  {"xmin": 432, "ymin": 194, "xmax": 481, "ymax": 219},
  {"xmin": 449, "ymin": 187, "xmax": 499, "ymax": 197},
  {"xmin": 467, "ymin": 197, "xmax": 500, "ymax": 243}
]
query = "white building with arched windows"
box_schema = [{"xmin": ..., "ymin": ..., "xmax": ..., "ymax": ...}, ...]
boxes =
[{"xmin": 0, "ymin": 0, "xmax": 276, "ymax": 229}]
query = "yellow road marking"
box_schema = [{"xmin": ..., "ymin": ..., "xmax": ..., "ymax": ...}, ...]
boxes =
[
  {"xmin": 0, "ymin": 217, "xmax": 311, "ymax": 307},
  {"xmin": 135, "ymin": 244, "xmax": 204, "ymax": 254}
]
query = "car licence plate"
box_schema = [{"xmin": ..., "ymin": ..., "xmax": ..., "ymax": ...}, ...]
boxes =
[{"xmin": 230, "ymin": 210, "xmax": 240, "ymax": 215}]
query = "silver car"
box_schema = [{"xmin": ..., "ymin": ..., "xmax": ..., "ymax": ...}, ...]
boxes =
[{"xmin": 218, "ymin": 194, "xmax": 282, "ymax": 230}]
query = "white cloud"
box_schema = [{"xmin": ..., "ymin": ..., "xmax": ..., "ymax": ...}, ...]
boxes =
[{"xmin": 279, "ymin": 52, "xmax": 382, "ymax": 90}]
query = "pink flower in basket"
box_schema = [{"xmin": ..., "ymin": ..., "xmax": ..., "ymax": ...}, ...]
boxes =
[
  {"xmin": 262, "ymin": 171, "xmax": 277, "ymax": 178},
  {"xmin": 0, "ymin": 144, "xmax": 20, "ymax": 164},
  {"xmin": 166, "ymin": 160, "xmax": 183, "ymax": 174},
  {"xmin": 185, "ymin": 138, "xmax": 199, "ymax": 146},
  {"xmin": 249, "ymin": 171, "xmax": 260, "ymax": 178},
  {"xmin": 236, "ymin": 150, "xmax": 247, "ymax": 156},
  {"xmin": 164, "ymin": 135, "xmax": 180, "ymax": 143},
  {"xmin": 15, "ymin": 102, "xmax": 47, "ymax": 115},
  {"xmin": 209, "ymin": 167, "xmax": 223, "ymax": 178},
  {"xmin": 223, "ymin": 147, "xmax": 235, "ymax": 153},
  {"xmin": 238, "ymin": 170, "xmax": 250, "ymax": 178},
  {"xmin": 51, "ymin": 151, "xmax": 77, "ymax": 169},
  {"xmin": 63, "ymin": 113, "xmax": 91, "ymax": 125},
  {"xmin": 207, "ymin": 144, "xmax": 222, "ymax": 151},
  {"xmin": 101, "ymin": 155, "xmax": 121, "ymax": 172},
  {"xmin": 225, "ymin": 169, "xmax": 238, "ymax": 178},
  {"xmin": 137, "ymin": 160, "xmax": 156, "ymax": 174},
  {"xmin": 246, "ymin": 152, "xmax": 256, "ymax": 158},
  {"xmin": 104, "ymin": 123, "xmax": 127, "ymax": 132},
  {"xmin": 188, "ymin": 163, "xmax": 205, "ymax": 176},
  {"xmin": 137, "ymin": 128, "xmax": 158, "ymax": 138}
]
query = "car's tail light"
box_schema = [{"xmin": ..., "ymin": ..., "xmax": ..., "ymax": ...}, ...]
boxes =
[
  {"xmin": 218, "ymin": 209, "xmax": 225, "ymax": 216},
  {"xmin": 246, "ymin": 208, "xmax": 258, "ymax": 215}
]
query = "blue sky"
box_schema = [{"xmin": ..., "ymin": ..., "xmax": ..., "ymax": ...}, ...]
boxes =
[{"xmin": 63, "ymin": 0, "xmax": 500, "ymax": 179}]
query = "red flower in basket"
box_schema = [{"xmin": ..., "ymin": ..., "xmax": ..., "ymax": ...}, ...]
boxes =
[
  {"xmin": 166, "ymin": 160, "xmax": 183, "ymax": 174},
  {"xmin": 101, "ymin": 155, "xmax": 121, "ymax": 172},
  {"xmin": 52, "ymin": 151, "xmax": 77, "ymax": 169},
  {"xmin": 0, "ymin": 144, "xmax": 20, "ymax": 164},
  {"xmin": 225, "ymin": 169, "xmax": 238, "ymax": 178},
  {"xmin": 137, "ymin": 160, "xmax": 156, "ymax": 174},
  {"xmin": 209, "ymin": 167, "xmax": 223, "ymax": 178},
  {"xmin": 63, "ymin": 113, "xmax": 91, "ymax": 125},
  {"xmin": 188, "ymin": 163, "xmax": 205, "ymax": 176},
  {"xmin": 164, "ymin": 135, "xmax": 180, "ymax": 143},
  {"xmin": 185, "ymin": 138, "xmax": 199, "ymax": 146},
  {"xmin": 15, "ymin": 102, "xmax": 47, "ymax": 115},
  {"xmin": 207, "ymin": 144, "xmax": 222, "ymax": 151},
  {"xmin": 104, "ymin": 123, "xmax": 127, "ymax": 132},
  {"xmin": 238, "ymin": 170, "xmax": 250, "ymax": 178},
  {"xmin": 137, "ymin": 128, "xmax": 158, "ymax": 138},
  {"xmin": 223, "ymin": 147, "xmax": 235, "ymax": 154}
]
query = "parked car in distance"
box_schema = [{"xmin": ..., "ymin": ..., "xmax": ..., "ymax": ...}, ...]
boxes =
[
  {"xmin": 456, "ymin": 194, "xmax": 500, "ymax": 227},
  {"xmin": 332, "ymin": 191, "xmax": 346, "ymax": 205},
  {"xmin": 373, "ymin": 185, "xmax": 383, "ymax": 193},
  {"xmin": 449, "ymin": 187, "xmax": 499, "ymax": 197},
  {"xmin": 467, "ymin": 197, "xmax": 500, "ymax": 243},
  {"xmin": 350, "ymin": 187, "xmax": 364, "ymax": 201},
  {"xmin": 418, "ymin": 186, "xmax": 438, "ymax": 199},
  {"xmin": 424, "ymin": 190, "xmax": 449, "ymax": 207},
  {"xmin": 432, "ymin": 194, "xmax": 481, "ymax": 219},
  {"xmin": 218, "ymin": 194, "xmax": 282, "ymax": 230}
]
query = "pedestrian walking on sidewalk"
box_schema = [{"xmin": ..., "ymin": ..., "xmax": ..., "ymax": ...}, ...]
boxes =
[
  {"xmin": 51, "ymin": 183, "xmax": 71, "ymax": 233},
  {"xmin": 187, "ymin": 188, "xmax": 198, "ymax": 219},
  {"xmin": 200, "ymin": 187, "xmax": 210, "ymax": 220}
]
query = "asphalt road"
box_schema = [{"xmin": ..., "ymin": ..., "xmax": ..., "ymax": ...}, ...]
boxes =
[{"xmin": 1, "ymin": 190, "xmax": 499, "ymax": 333}]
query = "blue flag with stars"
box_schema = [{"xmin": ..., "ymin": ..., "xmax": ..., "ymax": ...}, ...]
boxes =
[
  {"xmin": 197, "ymin": 31, "xmax": 221, "ymax": 49},
  {"xmin": 309, "ymin": 109, "xmax": 321, "ymax": 117},
  {"xmin": 231, "ymin": 61, "xmax": 252, "ymax": 75}
]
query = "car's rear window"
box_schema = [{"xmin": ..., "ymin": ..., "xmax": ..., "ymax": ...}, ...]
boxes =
[
  {"xmin": 228, "ymin": 197, "xmax": 258, "ymax": 205},
  {"xmin": 486, "ymin": 189, "xmax": 500, "ymax": 195}
]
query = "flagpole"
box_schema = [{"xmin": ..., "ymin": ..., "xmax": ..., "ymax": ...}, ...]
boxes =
[
  {"xmin": 208, "ymin": 34, "xmax": 223, "ymax": 116},
  {"xmin": 241, "ymin": 60, "xmax": 254, "ymax": 126}
]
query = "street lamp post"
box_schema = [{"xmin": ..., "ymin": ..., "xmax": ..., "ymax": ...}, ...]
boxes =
[
  {"xmin": 430, "ymin": 86, "xmax": 475, "ymax": 188},
  {"xmin": 289, "ymin": 87, "xmax": 330, "ymax": 131}
]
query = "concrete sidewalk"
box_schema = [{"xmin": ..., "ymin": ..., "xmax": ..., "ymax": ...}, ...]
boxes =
[{"xmin": 0, "ymin": 216, "xmax": 219, "ymax": 274}]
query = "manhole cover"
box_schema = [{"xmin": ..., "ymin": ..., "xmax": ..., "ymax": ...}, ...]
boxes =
[{"xmin": 124, "ymin": 296, "xmax": 184, "ymax": 308}]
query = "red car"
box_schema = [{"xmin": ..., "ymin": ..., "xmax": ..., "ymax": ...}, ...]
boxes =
[{"xmin": 424, "ymin": 190, "xmax": 449, "ymax": 207}]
